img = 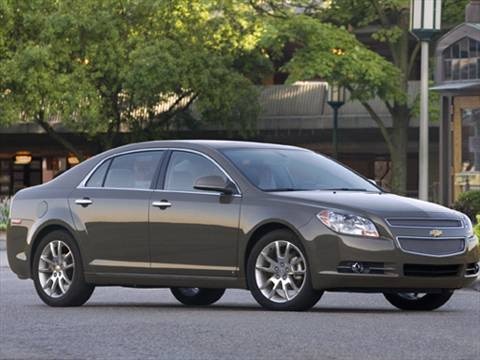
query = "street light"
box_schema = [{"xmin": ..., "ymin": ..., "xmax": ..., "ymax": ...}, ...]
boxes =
[
  {"xmin": 410, "ymin": 0, "xmax": 442, "ymax": 200},
  {"xmin": 14, "ymin": 151, "xmax": 32, "ymax": 165},
  {"xmin": 327, "ymin": 83, "xmax": 346, "ymax": 159}
]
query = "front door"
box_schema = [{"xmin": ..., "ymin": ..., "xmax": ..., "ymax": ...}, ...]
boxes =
[
  {"xmin": 149, "ymin": 150, "xmax": 241, "ymax": 277},
  {"xmin": 69, "ymin": 150, "xmax": 165, "ymax": 273}
]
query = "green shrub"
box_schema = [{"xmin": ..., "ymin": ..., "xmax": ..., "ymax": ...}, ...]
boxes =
[
  {"xmin": 452, "ymin": 190, "xmax": 480, "ymax": 222},
  {"xmin": 475, "ymin": 215, "xmax": 480, "ymax": 240},
  {"xmin": 0, "ymin": 197, "xmax": 10, "ymax": 230}
]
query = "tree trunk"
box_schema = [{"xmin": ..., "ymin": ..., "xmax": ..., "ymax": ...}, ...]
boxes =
[
  {"xmin": 36, "ymin": 112, "xmax": 85, "ymax": 161},
  {"xmin": 389, "ymin": 104, "xmax": 410, "ymax": 195}
]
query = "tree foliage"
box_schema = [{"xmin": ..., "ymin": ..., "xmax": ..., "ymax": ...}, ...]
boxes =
[
  {"xmin": 0, "ymin": 0, "xmax": 267, "ymax": 155},
  {"xmin": 252, "ymin": 0, "xmax": 468, "ymax": 195},
  {"xmin": 264, "ymin": 15, "xmax": 403, "ymax": 103}
]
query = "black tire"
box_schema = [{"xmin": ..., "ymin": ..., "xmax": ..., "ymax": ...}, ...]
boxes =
[
  {"xmin": 170, "ymin": 287, "xmax": 225, "ymax": 306},
  {"xmin": 383, "ymin": 291, "xmax": 454, "ymax": 311},
  {"xmin": 32, "ymin": 230, "xmax": 94, "ymax": 307},
  {"xmin": 247, "ymin": 229, "xmax": 323, "ymax": 311}
]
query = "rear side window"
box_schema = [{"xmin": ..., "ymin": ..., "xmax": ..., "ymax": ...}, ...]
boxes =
[
  {"xmin": 103, "ymin": 151, "xmax": 164, "ymax": 189},
  {"xmin": 85, "ymin": 160, "xmax": 111, "ymax": 187},
  {"xmin": 90, "ymin": 151, "xmax": 163, "ymax": 189}
]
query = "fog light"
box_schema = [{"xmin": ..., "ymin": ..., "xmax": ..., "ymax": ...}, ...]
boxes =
[
  {"xmin": 337, "ymin": 261, "xmax": 385, "ymax": 274},
  {"xmin": 351, "ymin": 262, "xmax": 364, "ymax": 273}
]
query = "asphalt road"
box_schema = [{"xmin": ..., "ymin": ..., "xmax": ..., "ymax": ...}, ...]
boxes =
[{"xmin": 0, "ymin": 255, "xmax": 479, "ymax": 360}]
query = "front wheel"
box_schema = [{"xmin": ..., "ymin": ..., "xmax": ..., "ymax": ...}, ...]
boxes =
[
  {"xmin": 247, "ymin": 229, "xmax": 323, "ymax": 311},
  {"xmin": 383, "ymin": 291, "xmax": 454, "ymax": 311},
  {"xmin": 170, "ymin": 288, "xmax": 225, "ymax": 306}
]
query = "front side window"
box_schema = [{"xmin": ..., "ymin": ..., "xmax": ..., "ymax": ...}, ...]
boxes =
[
  {"xmin": 102, "ymin": 151, "xmax": 163, "ymax": 189},
  {"xmin": 164, "ymin": 151, "xmax": 227, "ymax": 192},
  {"xmin": 222, "ymin": 148, "xmax": 379, "ymax": 192}
]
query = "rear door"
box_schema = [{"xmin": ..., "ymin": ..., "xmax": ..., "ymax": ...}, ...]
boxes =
[
  {"xmin": 69, "ymin": 150, "xmax": 165, "ymax": 273},
  {"xmin": 149, "ymin": 150, "xmax": 242, "ymax": 277}
]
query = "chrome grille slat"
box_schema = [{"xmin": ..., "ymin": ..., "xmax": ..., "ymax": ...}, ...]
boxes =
[{"xmin": 386, "ymin": 218, "xmax": 462, "ymax": 228}]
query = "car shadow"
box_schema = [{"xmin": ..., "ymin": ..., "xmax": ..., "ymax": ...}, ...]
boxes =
[{"xmin": 48, "ymin": 302, "xmax": 457, "ymax": 314}]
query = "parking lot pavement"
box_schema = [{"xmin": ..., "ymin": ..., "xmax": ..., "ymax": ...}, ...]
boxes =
[{"xmin": 1, "ymin": 267, "xmax": 479, "ymax": 360}]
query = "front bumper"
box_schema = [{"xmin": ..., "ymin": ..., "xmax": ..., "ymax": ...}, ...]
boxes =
[
  {"xmin": 6, "ymin": 223, "xmax": 32, "ymax": 279},
  {"xmin": 305, "ymin": 230, "xmax": 480, "ymax": 292}
]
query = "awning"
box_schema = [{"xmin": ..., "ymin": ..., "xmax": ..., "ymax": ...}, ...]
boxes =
[{"xmin": 430, "ymin": 81, "xmax": 480, "ymax": 92}]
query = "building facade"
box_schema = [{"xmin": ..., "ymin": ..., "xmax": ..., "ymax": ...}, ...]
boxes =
[{"xmin": 434, "ymin": 0, "xmax": 480, "ymax": 205}]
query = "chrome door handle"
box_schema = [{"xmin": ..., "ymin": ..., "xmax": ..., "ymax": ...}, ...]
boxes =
[
  {"xmin": 75, "ymin": 198, "xmax": 93, "ymax": 206},
  {"xmin": 152, "ymin": 201, "xmax": 172, "ymax": 209}
]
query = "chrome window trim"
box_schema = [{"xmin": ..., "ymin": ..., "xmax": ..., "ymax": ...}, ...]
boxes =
[
  {"xmin": 385, "ymin": 218, "xmax": 464, "ymax": 229},
  {"xmin": 153, "ymin": 189, "xmax": 242, "ymax": 198},
  {"xmin": 395, "ymin": 236, "xmax": 467, "ymax": 258},
  {"xmin": 77, "ymin": 147, "xmax": 242, "ymax": 196}
]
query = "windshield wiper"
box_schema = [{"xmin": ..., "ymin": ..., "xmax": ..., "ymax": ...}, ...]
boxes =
[
  {"xmin": 263, "ymin": 188, "xmax": 307, "ymax": 192},
  {"xmin": 322, "ymin": 188, "xmax": 369, "ymax": 192}
]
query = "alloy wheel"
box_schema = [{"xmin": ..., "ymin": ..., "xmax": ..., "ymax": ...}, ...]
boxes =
[
  {"xmin": 255, "ymin": 240, "xmax": 307, "ymax": 303},
  {"xmin": 397, "ymin": 293, "xmax": 427, "ymax": 301},
  {"xmin": 38, "ymin": 240, "xmax": 75, "ymax": 298},
  {"xmin": 177, "ymin": 288, "xmax": 200, "ymax": 297}
]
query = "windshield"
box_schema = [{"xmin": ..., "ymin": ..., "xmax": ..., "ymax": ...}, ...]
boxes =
[{"xmin": 222, "ymin": 148, "xmax": 379, "ymax": 192}]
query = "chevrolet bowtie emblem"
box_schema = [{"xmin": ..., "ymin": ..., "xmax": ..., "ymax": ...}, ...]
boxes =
[{"xmin": 430, "ymin": 229, "xmax": 443, "ymax": 237}]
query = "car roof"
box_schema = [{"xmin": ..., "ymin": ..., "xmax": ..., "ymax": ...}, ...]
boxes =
[
  {"xmin": 116, "ymin": 139, "xmax": 301, "ymax": 151},
  {"xmin": 39, "ymin": 140, "xmax": 304, "ymax": 190}
]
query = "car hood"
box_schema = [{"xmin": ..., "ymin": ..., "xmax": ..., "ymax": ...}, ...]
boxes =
[{"xmin": 270, "ymin": 191, "xmax": 460, "ymax": 219}]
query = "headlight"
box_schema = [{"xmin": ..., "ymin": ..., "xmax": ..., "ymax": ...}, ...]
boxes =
[
  {"xmin": 317, "ymin": 210, "xmax": 379, "ymax": 238},
  {"xmin": 462, "ymin": 215, "xmax": 475, "ymax": 238}
]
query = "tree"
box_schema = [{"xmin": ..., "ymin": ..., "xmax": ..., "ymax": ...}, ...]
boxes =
[
  {"xmin": 0, "ymin": 0, "xmax": 100, "ymax": 160},
  {"xmin": 253, "ymin": 0, "xmax": 467, "ymax": 195},
  {"xmin": 0, "ymin": 0, "xmax": 266, "ymax": 156}
]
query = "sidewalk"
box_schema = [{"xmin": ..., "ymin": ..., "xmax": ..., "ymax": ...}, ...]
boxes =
[{"xmin": 0, "ymin": 231, "xmax": 7, "ymax": 268}]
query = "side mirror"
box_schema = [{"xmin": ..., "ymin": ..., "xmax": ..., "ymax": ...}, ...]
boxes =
[{"xmin": 194, "ymin": 175, "xmax": 235, "ymax": 195}]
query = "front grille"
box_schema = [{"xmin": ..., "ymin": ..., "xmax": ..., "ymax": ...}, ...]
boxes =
[
  {"xmin": 404, "ymin": 264, "xmax": 460, "ymax": 277},
  {"xmin": 397, "ymin": 237, "xmax": 465, "ymax": 256},
  {"xmin": 386, "ymin": 218, "xmax": 462, "ymax": 228}
]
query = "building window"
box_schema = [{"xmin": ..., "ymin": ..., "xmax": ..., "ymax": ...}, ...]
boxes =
[{"xmin": 444, "ymin": 38, "xmax": 480, "ymax": 81}]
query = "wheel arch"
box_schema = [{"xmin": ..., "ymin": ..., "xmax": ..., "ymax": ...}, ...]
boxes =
[
  {"xmin": 29, "ymin": 221, "xmax": 80, "ymax": 275},
  {"xmin": 244, "ymin": 220, "xmax": 304, "ymax": 285}
]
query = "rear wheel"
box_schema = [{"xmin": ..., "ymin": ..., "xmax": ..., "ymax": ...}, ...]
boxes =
[
  {"xmin": 170, "ymin": 287, "xmax": 225, "ymax": 306},
  {"xmin": 32, "ymin": 230, "xmax": 94, "ymax": 307},
  {"xmin": 383, "ymin": 291, "xmax": 454, "ymax": 311},
  {"xmin": 247, "ymin": 229, "xmax": 323, "ymax": 311}
]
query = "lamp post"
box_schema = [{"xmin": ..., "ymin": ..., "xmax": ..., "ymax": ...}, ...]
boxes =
[
  {"xmin": 410, "ymin": 0, "xmax": 442, "ymax": 200},
  {"xmin": 327, "ymin": 83, "xmax": 346, "ymax": 159}
]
